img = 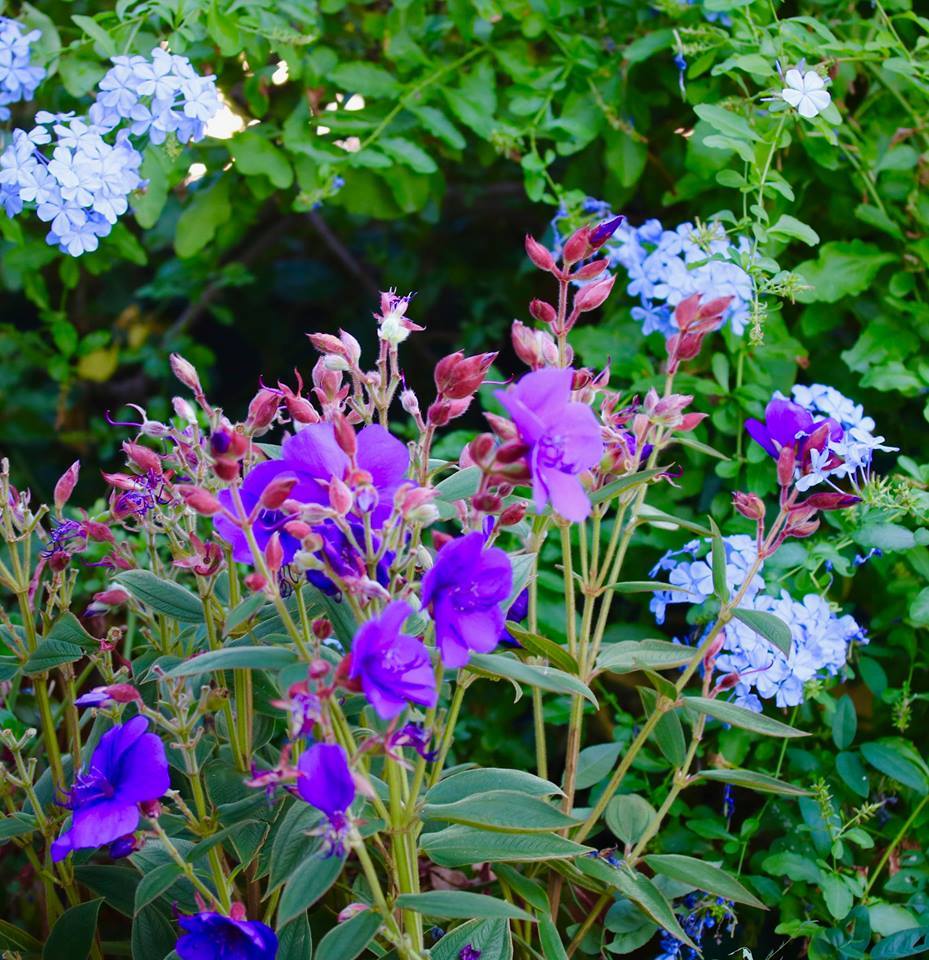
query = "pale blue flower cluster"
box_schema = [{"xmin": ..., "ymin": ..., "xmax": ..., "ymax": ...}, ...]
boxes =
[
  {"xmin": 789, "ymin": 383, "xmax": 896, "ymax": 490},
  {"xmin": 0, "ymin": 17, "xmax": 44, "ymax": 120},
  {"xmin": 0, "ymin": 48, "xmax": 220, "ymax": 256},
  {"xmin": 649, "ymin": 534, "xmax": 764, "ymax": 625},
  {"xmin": 717, "ymin": 591, "xmax": 866, "ymax": 711},
  {"xmin": 651, "ymin": 534, "xmax": 866, "ymax": 711}
]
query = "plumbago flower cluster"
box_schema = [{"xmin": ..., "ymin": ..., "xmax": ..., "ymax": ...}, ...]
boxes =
[
  {"xmin": 0, "ymin": 47, "xmax": 219, "ymax": 255},
  {"xmin": 0, "ymin": 220, "xmax": 887, "ymax": 960},
  {"xmin": 0, "ymin": 17, "xmax": 44, "ymax": 120}
]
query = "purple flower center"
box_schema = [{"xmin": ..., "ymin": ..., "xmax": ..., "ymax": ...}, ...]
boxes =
[
  {"xmin": 71, "ymin": 765, "xmax": 116, "ymax": 805},
  {"xmin": 537, "ymin": 433, "xmax": 568, "ymax": 470}
]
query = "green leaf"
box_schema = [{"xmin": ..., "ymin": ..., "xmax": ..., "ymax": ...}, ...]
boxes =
[
  {"xmin": 23, "ymin": 637, "xmax": 83, "ymax": 675},
  {"xmin": 468, "ymin": 653, "xmax": 597, "ymax": 707},
  {"xmin": 821, "ymin": 873, "xmax": 853, "ymax": 920},
  {"xmin": 836, "ymin": 752, "xmax": 870, "ymax": 798},
  {"xmin": 330, "ymin": 62, "xmax": 400, "ymax": 97},
  {"xmin": 162, "ymin": 646, "xmax": 298, "ymax": 678},
  {"xmin": 503, "ymin": 624, "xmax": 578, "ymax": 674},
  {"xmin": 73, "ymin": 866, "xmax": 138, "ymax": 917},
  {"xmin": 575, "ymin": 741, "xmax": 622, "ymax": 790},
  {"xmin": 596, "ymin": 640, "xmax": 694, "ymax": 675},
  {"xmin": 730, "ymin": 608, "xmax": 792, "ymax": 656},
  {"xmin": 854, "ymin": 523, "xmax": 915, "ymax": 552},
  {"xmin": 231, "ymin": 130, "xmax": 294, "ymax": 189},
  {"xmin": 860, "ymin": 741, "xmax": 929, "ymax": 794},
  {"xmin": 207, "ymin": 0, "xmax": 241, "ymax": 55},
  {"xmin": 424, "ymin": 790, "xmax": 580, "ymax": 833},
  {"xmin": 644, "ymin": 855, "xmax": 765, "ymax": 908},
  {"xmin": 71, "ymin": 15, "xmax": 116, "ymax": 57},
  {"xmin": 684, "ymin": 697, "xmax": 808, "ymax": 738},
  {"xmin": 696, "ymin": 768, "xmax": 810, "ymax": 797},
  {"xmin": 589, "ymin": 468, "xmax": 664, "ymax": 505},
  {"xmin": 117, "ymin": 569, "xmax": 205, "ymax": 623},
  {"xmin": 432, "ymin": 919, "xmax": 513, "ymax": 960},
  {"xmin": 539, "ymin": 915, "xmax": 569, "ymax": 960},
  {"xmin": 420, "ymin": 826, "xmax": 590, "ymax": 867},
  {"xmin": 277, "ymin": 850, "xmax": 345, "ymax": 926},
  {"xmin": 277, "ymin": 914, "xmax": 312, "ymax": 960},
  {"xmin": 408, "ymin": 104, "xmax": 465, "ymax": 149},
  {"xmin": 794, "ymin": 240, "xmax": 895, "ymax": 303},
  {"xmin": 426, "ymin": 767, "xmax": 562, "ymax": 805},
  {"xmin": 606, "ymin": 794, "xmax": 656, "ymax": 847},
  {"xmin": 832, "ymin": 695, "xmax": 857, "ymax": 750},
  {"xmin": 313, "ymin": 908, "xmax": 381, "ymax": 960},
  {"xmin": 769, "ymin": 214, "xmax": 820, "ymax": 246},
  {"xmin": 762, "ymin": 851, "xmax": 822, "ymax": 883},
  {"xmin": 0, "ymin": 812, "xmax": 37, "ymax": 842},
  {"xmin": 612, "ymin": 869, "xmax": 698, "ymax": 951},
  {"xmin": 47, "ymin": 613, "xmax": 96, "ymax": 648},
  {"xmin": 395, "ymin": 892, "xmax": 534, "ymax": 922},
  {"xmin": 134, "ymin": 862, "xmax": 184, "ymax": 913},
  {"xmin": 269, "ymin": 803, "xmax": 322, "ymax": 891},
  {"xmin": 709, "ymin": 518, "xmax": 728, "ymax": 602},
  {"xmin": 693, "ymin": 103, "xmax": 761, "ymax": 143},
  {"xmin": 175, "ymin": 179, "xmax": 232, "ymax": 259},
  {"xmin": 433, "ymin": 466, "xmax": 481, "ymax": 502},
  {"xmin": 604, "ymin": 581, "xmax": 690, "ymax": 595},
  {"xmin": 43, "ymin": 898, "xmax": 102, "ymax": 960},
  {"xmin": 380, "ymin": 137, "xmax": 437, "ymax": 174},
  {"xmin": 494, "ymin": 864, "xmax": 549, "ymax": 913}
]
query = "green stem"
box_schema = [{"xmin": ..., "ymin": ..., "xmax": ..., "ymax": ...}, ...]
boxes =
[{"xmin": 865, "ymin": 794, "xmax": 929, "ymax": 896}]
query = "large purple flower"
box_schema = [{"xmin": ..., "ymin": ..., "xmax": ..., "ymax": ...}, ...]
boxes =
[
  {"xmin": 296, "ymin": 742, "xmax": 356, "ymax": 822},
  {"xmin": 422, "ymin": 532, "xmax": 512, "ymax": 668},
  {"xmin": 496, "ymin": 368, "xmax": 603, "ymax": 522},
  {"xmin": 306, "ymin": 519, "xmax": 393, "ymax": 597},
  {"xmin": 214, "ymin": 423, "xmax": 408, "ymax": 564},
  {"xmin": 745, "ymin": 397, "xmax": 840, "ymax": 459},
  {"xmin": 51, "ymin": 716, "xmax": 169, "ymax": 862},
  {"xmin": 176, "ymin": 911, "xmax": 278, "ymax": 960},
  {"xmin": 349, "ymin": 601, "xmax": 438, "ymax": 719}
]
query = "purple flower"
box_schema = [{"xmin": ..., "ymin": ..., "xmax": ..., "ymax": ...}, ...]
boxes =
[
  {"xmin": 422, "ymin": 532, "xmax": 512, "ymax": 668},
  {"xmin": 305, "ymin": 519, "xmax": 392, "ymax": 597},
  {"xmin": 497, "ymin": 368, "xmax": 603, "ymax": 522},
  {"xmin": 51, "ymin": 716, "xmax": 169, "ymax": 862},
  {"xmin": 744, "ymin": 397, "xmax": 839, "ymax": 459},
  {"xmin": 214, "ymin": 423, "xmax": 408, "ymax": 564},
  {"xmin": 460, "ymin": 947, "xmax": 482, "ymax": 960},
  {"xmin": 501, "ymin": 588, "xmax": 530, "ymax": 646},
  {"xmin": 349, "ymin": 601, "xmax": 438, "ymax": 719},
  {"xmin": 296, "ymin": 742, "xmax": 355, "ymax": 822},
  {"xmin": 389, "ymin": 722, "xmax": 437, "ymax": 761},
  {"xmin": 176, "ymin": 912, "xmax": 278, "ymax": 960}
]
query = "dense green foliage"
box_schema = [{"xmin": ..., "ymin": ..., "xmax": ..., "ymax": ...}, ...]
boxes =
[{"xmin": 1, "ymin": 1, "xmax": 929, "ymax": 958}]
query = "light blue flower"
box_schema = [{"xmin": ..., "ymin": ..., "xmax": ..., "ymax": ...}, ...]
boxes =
[{"xmin": 0, "ymin": 18, "xmax": 45, "ymax": 120}]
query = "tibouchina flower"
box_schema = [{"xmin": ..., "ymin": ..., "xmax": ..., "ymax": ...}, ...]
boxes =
[
  {"xmin": 744, "ymin": 397, "xmax": 838, "ymax": 459},
  {"xmin": 497, "ymin": 368, "xmax": 603, "ymax": 523},
  {"xmin": 781, "ymin": 68, "xmax": 831, "ymax": 119},
  {"xmin": 422, "ymin": 531, "xmax": 513, "ymax": 668},
  {"xmin": 214, "ymin": 422, "xmax": 408, "ymax": 564},
  {"xmin": 297, "ymin": 742, "xmax": 355, "ymax": 854},
  {"xmin": 176, "ymin": 911, "xmax": 278, "ymax": 960},
  {"xmin": 51, "ymin": 716, "xmax": 169, "ymax": 861},
  {"xmin": 349, "ymin": 600, "xmax": 438, "ymax": 719}
]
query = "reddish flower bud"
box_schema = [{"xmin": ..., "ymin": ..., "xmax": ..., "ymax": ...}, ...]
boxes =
[
  {"xmin": 484, "ymin": 413, "xmax": 518, "ymax": 443},
  {"xmin": 102, "ymin": 471, "xmax": 139, "ymax": 491},
  {"xmin": 284, "ymin": 520, "xmax": 312, "ymax": 540},
  {"xmin": 54, "ymin": 460, "xmax": 80, "ymax": 512},
  {"xmin": 333, "ymin": 414, "xmax": 357, "ymax": 458},
  {"xmin": 427, "ymin": 397, "xmax": 472, "ymax": 427},
  {"xmin": 106, "ymin": 683, "xmax": 142, "ymax": 703},
  {"xmin": 170, "ymin": 353, "xmax": 203, "ymax": 394},
  {"xmin": 432, "ymin": 530, "xmax": 454, "ymax": 551},
  {"xmin": 528, "ymin": 299, "xmax": 557, "ymax": 326},
  {"xmin": 776, "ymin": 446, "xmax": 796, "ymax": 487},
  {"xmin": 260, "ymin": 474, "xmax": 299, "ymax": 510},
  {"xmin": 794, "ymin": 492, "xmax": 862, "ymax": 512},
  {"xmin": 473, "ymin": 491, "xmax": 502, "ymax": 513},
  {"xmin": 279, "ymin": 383, "xmax": 319, "ymax": 424},
  {"xmin": 264, "ymin": 533, "xmax": 283, "ymax": 572},
  {"xmin": 307, "ymin": 332, "xmax": 345, "ymax": 355},
  {"xmin": 244, "ymin": 572, "xmax": 266, "ymax": 592},
  {"xmin": 562, "ymin": 226, "xmax": 592, "ymax": 265},
  {"xmin": 434, "ymin": 351, "xmax": 497, "ymax": 400},
  {"xmin": 573, "ymin": 258, "xmax": 609, "ymax": 281},
  {"xmin": 498, "ymin": 502, "xmax": 527, "ymax": 526},
  {"xmin": 334, "ymin": 653, "xmax": 363, "ymax": 693},
  {"xmin": 678, "ymin": 412, "xmax": 708, "ymax": 432},
  {"xmin": 400, "ymin": 389, "xmax": 421, "ymax": 418},
  {"xmin": 82, "ymin": 519, "xmax": 114, "ymax": 543},
  {"xmin": 246, "ymin": 389, "xmax": 280, "ymax": 434},
  {"xmin": 732, "ymin": 491, "xmax": 766, "ymax": 521},
  {"xmin": 495, "ymin": 441, "xmax": 530, "ymax": 465},
  {"xmin": 177, "ymin": 485, "xmax": 224, "ymax": 516},
  {"xmin": 524, "ymin": 234, "xmax": 556, "ymax": 272},
  {"xmin": 122, "ymin": 442, "xmax": 162, "ymax": 475},
  {"xmin": 94, "ymin": 588, "xmax": 131, "ymax": 606},
  {"xmin": 312, "ymin": 618, "xmax": 333, "ymax": 641},
  {"xmin": 573, "ymin": 274, "xmax": 616, "ymax": 314},
  {"xmin": 213, "ymin": 459, "xmax": 240, "ymax": 483},
  {"xmin": 468, "ymin": 434, "xmax": 497, "ymax": 469},
  {"xmin": 329, "ymin": 477, "xmax": 353, "ymax": 515},
  {"xmin": 588, "ymin": 215, "xmax": 625, "ymax": 251}
]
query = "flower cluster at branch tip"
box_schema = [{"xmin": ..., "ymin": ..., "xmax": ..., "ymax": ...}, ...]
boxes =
[
  {"xmin": 553, "ymin": 200, "xmax": 754, "ymax": 337},
  {"xmin": 717, "ymin": 591, "xmax": 867, "ymax": 710},
  {"xmin": 0, "ymin": 17, "xmax": 44, "ymax": 120},
  {"xmin": 780, "ymin": 65, "xmax": 831, "ymax": 119},
  {"xmin": 176, "ymin": 907, "xmax": 278, "ymax": 960},
  {"xmin": 0, "ymin": 47, "xmax": 219, "ymax": 255},
  {"xmin": 51, "ymin": 716, "xmax": 169, "ymax": 862}
]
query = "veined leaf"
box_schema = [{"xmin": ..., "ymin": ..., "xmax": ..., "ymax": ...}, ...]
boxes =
[
  {"xmin": 421, "ymin": 826, "xmax": 590, "ymax": 867},
  {"xmin": 277, "ymin": 851, "xmax": 345, "ymax": 926},
  {"xmin": 424, "ymin": 790, "xmax": 580, "ymax": 833},
  {"xmin": 426, "ymin": 767, "xmax": 563, "ymax": 806},
  {"xmin": 468, "ymin": 653, "xmax": 597, "ymax": 707},
  {"xmin": 395, "ymin": 891, "xmax": 534, "ymax": 922},
  {"xmin": 43, "ymin": 898, "xmax": 103, "ymax": 960},
  {"xmin": 603, "ymin": 581, "xmax": 689, "ymax": 594},
  {"xmin": 503, "ymin": 624, "xmax": 578, "ymax": 674},
  {"xmin": 313, "ymin": 909, "xmax": 381, "ymax": 960},
  {"xmin": 596, "ymin": 640, "xmax": 694, "ymax": 675},
  {"xmin": 731, "ymin": 608, "xmax": 792, "ymax": 656},
  {"xmin": 644, "ymin": 854, "xmax": 765, "ymax": 908},
  {"xmin": 162, "ymin": 646, "xmax": 298, "ymax": 678},
  {"xmin": 590, "ymin": 468, "xmax": 665, "ymax": 505},
  {"xmin": 696, "ymin": 768, "xmax": 810, "ymax": 796},
  {"xmin": 23, "ymin": 637, "xmax": 83, "ymax": 675},
  {"xmin": 612, "ymin": 869, "xmax": 698, "ymax": 951},
  {"xmin": 117, "ymin": 569, "xmax": 205, "ymax": 623},
  {"xmin": 685, "ymin": 697, "xmax": 808, "ymax": 737},
  {"xmin": 432, "ymin": 918, "xmax": 513, "ymax": 960}
]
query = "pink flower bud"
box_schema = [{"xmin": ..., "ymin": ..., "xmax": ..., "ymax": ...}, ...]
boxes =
[
  {"xmin": 265, "ymin": 533, "xmax": 283, "ymax": 573},
  {"xmin": 333, "ymin": 415, "xmax": 357, "ymax": 458},
  {"xmin": 562, "ymin": 226, "xmax": 592, "ymax": 265},
  {"xmin": 312, "ymin": 619, "xmax": 333, "ymax": 641},
  {"xmin": 106, "ymin": 683, "xmax": 141, "ymax": 703},
  {"xmin": 329, "ymin": 477, "xmax": 353, "ymax": 515},
  {"xmin": 122, "ymin": 442, "xmax": 162, "ymax": 475},
  {"xmin": 794, "ymin": 492, "xmax": 861, "ymax": 512},
  {"xmin": 573, "ymin": 274, "xmax": 616, "ymax": 313},
  {"xmin": 732, "ymin": 492, "xmax": 766, "ymax": 521},
  {"xmin": 307, "ymin": 333, "xmax": 345, "ymax": 356},
  {"xmin": 284, "ymin": 520, "xmax": 312, "ymax": 539},
  {"xmin": 434, "ymin": 351, "xmax": 497, "ymax": 400},
  {"xmin": 473, "ymin": 492, "xmax": 502, "ymax": 512},
  {"xmin": 260, "ymin": 474, "xmax": 299, "ymax": 510},
  {"xmin": 172, "ymin": 396, "xmax": 197, "ymax": 423},
  {"xmin": 246, "ymin": 389, "xmax": 280, "ymax": 434},
  {"xmin": 83, "ymin": 520, "xmax": 114, "ymax": 543},
  {"xmin": 279, "ymin": 384, "xmax": 319, "ymax": 424},
  {"xmin": 678, "ymin": 412, "xmax": 708, "ymax": 432},
  {"xmin": 498, "ymin": 502, "xmax": 527, "ymax": 526},
  {"xmin": 588, "ymin": 215, "xmax": 624, "ymax": 251},
  {"xmin": 213, "ymin": 459, "xmax": 240, "ymax": 483},
  {"xmin": 401, "ymin": 389, "xmax": 421, "ymax": 417},
  {"xmin": 776, "ymin": 446, "xmax": 796, "ymax": 487},
  {"xmin": 573, "ymin": 258, "xmax": 609, "ymax": 281},
  {"xmin": 102, "ymin": 471, "xmax": 139, "ymax": 492},
  {"xmin": 177, "ymin": 485, "xmax": 224, "ymax": 516},
  {"xmin": 94, "ymin": 588, "xmax": 131, "ymax": 606},
  {"xmin": 468, "ymin": 434, "xmax": 497, "ymax": 469},
  {"xmin": 524, "ymin": 234, "xmax": 556, "ymax": 272},
  {"xmin": 170, "ymin": 353, "xmax": 203, "ymax": 394},
  {"xmin": 54, "ymin": 460, "xmax": 80, "ymax": 512},
  {"xmin": 529, "ymin": 299, "xmax": 557, "ymax": 326}
]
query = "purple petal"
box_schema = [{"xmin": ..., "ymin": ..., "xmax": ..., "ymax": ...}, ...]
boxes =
[
  {"xmin": 744, "ymin": 418, "xmax": 776, "ymax": 458},
  {"xmin": 357, "ymin": 424, "xmax": 410, "ymax": 504},
  {"xmin": 542, "ymin": 467, "xmax": 591, "ymax": 522},
  {"xmin": 297, "ymin": 742, "xmax": 355, "ymax": 818},
  {"xmin": 116, "ymin": 730, "xmax": 170, "ymax": 805},
  {"xmin": 764, "ymin": 398, "xmax": 813, "ymax": 449},
  {"xmin": 53, "ymin": 799, "xmax": 140, "ymax": 860},
  {"xmin": 281, "ymin": 422, "xmax": 349, "ymax": 481}
]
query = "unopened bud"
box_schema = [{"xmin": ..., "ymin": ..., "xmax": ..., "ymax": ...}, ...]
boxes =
[
  {"xmin": 498, "ymin": 502, "xmax": 527, "ymax": 526},
  {"xmin": 245, "ymin": 572, "xmax": 267, "ymax": 592},
  {"xmin": 776, "ymin": 446, "xmax": 796, "ymax": 487},
  {"xmin": 260, "ymin": 474, "xmax": 299, "ymax": 510},
  {"xmin": 528, "ymin": 299, "xmax": 557, "ymax": 326},
  {"xmin": 265, "ymin": 533, "xmax": 283, "ymax": 572},
  {"xmin": 213, "ymin": 459, "xmax": 240, "ymax": 483},
  {"xmin": 94, "ymin": 588, "xmax": 131, "ymax": 606},
  {"xmin": 333, "ymin": 415, "xmax": 357, "ymax": 458},
  {"xmin": 54, "ymin": 460, "xmax": 80, "ymax": 512},
  {"xmin": 172, "ymin": 396, "xmax": 197, "ymax": 424},
  {"xmin": 524, "ymin": 234, "xmax": 556, "ymax": 272},
  {"xmin": 284, "ymin": 520, "xmax": 312, "ymax": 539},
  {"xmin": 170, "ymin": 353, "xmax": 202, "ymax": 394},
  {"xmin": 122, "ymin": 442, "xmax": 162, "ymax": 475},
  {"xmin": 573, "ymin": 274, "xmax": 616, "ymax": 313},
  {"xmin": 434, "ymin": 351, "xmax": 497, "ymax": 400},
  {"xmin": 798, "ymin": 492, "xmax": 862, "ymax": 512},
  {"xmin": 246, "ymin": 389, "xmax": 280, "ymax": 434},
  {"xmin": 573, "ymin": 258, "xmax": 609, "ymax": 281},
  {"xmin": 312, "ymin": 619, "xmax": 333, "ymax": 641},
  {"xmin": 732, "ymin": 492, "xmax": 765, "ymax": 521},
  {"xmin": 178, "ymin": 485, "xmax": 224, "ymax": 516},
  {"xmin": 562, "ymin": 225, "xmax": 592, "ymax": 265},
  {"xmin": 468, "ymin": 434, "xmax": 497, "ymax": 469},
  {"xmin": 401, "ymin": 389, "xmax": 421, "ymax": 417},
  {"xmin": 329, "ymin": 477, "xmax": 353, "ymax": 515},
  {"xmin": 473, "ymin": 492, "xmax": 502, "ymax": 512},
  {"xmin": 588, "ymin": 215, "xmax": 624, "ymax": 251}
]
